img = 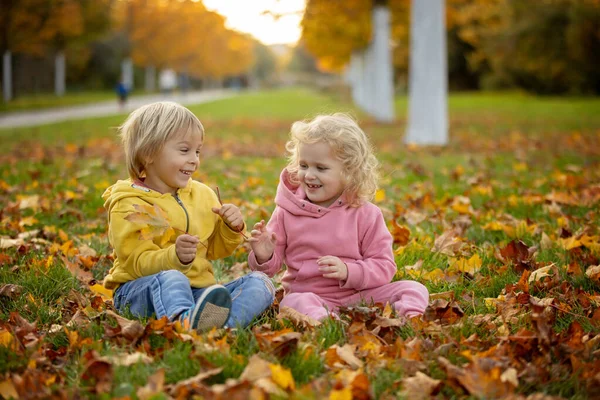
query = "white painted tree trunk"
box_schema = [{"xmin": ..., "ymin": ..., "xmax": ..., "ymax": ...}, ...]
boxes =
[
  {"xmin": 405, "ymin": 0, "xmax": 448, "ymax": 145},
  {"xmin": 121, "ymin": 58, "xmax": 134, "ymax": 90},
  {"xmin": 369, "ymin": 5, "xmax": 395, "ymax": 122},
  {"xmin": 55, "ymin": 52, "xmax": 66, "ymax": 96},
  {"xmin": 3, "ymin": 51, "xmax": 12, "ymax": 102},
  {"xmin": 345, "ymin": 6, "xmax": 395, "ymax": 123},
  {"xmin": 145, "ymin": 66, "xmax": 155, "ymax": 92}
]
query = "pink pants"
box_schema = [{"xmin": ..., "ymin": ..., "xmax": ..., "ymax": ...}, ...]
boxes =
[{"xmin": 280, "ymin": 280, "xmax": 429, "ymax": 321}]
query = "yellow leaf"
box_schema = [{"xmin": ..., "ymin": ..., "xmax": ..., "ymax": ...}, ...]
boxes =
[
  {"xmin": 0, "ymin": 379, "xmax": 19, "ymax": 400},
  {"xmin": 559, "ymin": 236, "xmax": 582, "ymax": 250},
  {"xmin": 451, "ymin": 196, "xmax": 473, "ymax": 215},
  {"xmin": 19, "ymin": 216, "xmax": 38, "ymax": 227},
  {"xmin": 329, "ymin": 387, "xmax": 353, "ymax": 400},
  {"xmin": 473, "ymin": 185, "xmax": 492, "ymax": 196},
  {"xmin": 422, "ymin": 268, "xmax": 446, "ymax": 283},
  {"xmin": 0, "ymin": 330, "xmax": 15, "ymax": 348},
  {"xmin": 513, "ymin": 162, "xmax": 528, "ymax": 172},
  {"xmin": 89, "ymin": 284, "xmax": 113, "ymax": 300},
  {"xmin": 451, "ymin": 254, "xmax": 482, "ymax": 276},
  {"xmin": 375, "ymin": 189, "xmax": 386, "ymax": 203},
  {"xmin": 268, "ymin": 364, "xmax": 295, "ymax": 390}
]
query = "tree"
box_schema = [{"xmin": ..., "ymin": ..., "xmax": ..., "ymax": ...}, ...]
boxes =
[{"xmin": 405, "ymin": 0, "xmax": 448, "ymax": 145}]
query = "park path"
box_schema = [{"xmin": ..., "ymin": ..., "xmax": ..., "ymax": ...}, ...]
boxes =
[{"xmin": 0, "ymin": 89, "xmax": 237, "ymax": 129}]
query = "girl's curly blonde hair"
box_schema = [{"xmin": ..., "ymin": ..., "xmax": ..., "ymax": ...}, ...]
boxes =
[{"xmin": 285, "ymin": 113, "xmax": 379, "ymax": 207}]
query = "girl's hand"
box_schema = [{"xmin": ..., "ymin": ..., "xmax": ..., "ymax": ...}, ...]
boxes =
[
  {"xmin": 212, "ymin": 204, "xmax": 245, "ymax": 232},
  {"xmin": 318, "ymin": 256, "xmax": 348, "ymax": 281},
  {"xmin": 176, "ymin": 234, "xmax": 199, "ymax": 264},
  {"xmin": 248, "ymin": 220, "xmax": 277, "ymax": 264}
]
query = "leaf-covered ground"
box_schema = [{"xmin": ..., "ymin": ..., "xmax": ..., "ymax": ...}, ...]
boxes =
[{"xmin": 1, "ymin": 89, "xmax": 599, "ymax": 399}]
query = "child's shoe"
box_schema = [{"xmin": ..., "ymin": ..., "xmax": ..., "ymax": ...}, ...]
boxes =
[{"xmin": 180, "ymin": 284, "xmax": 231, "ymax": 332}]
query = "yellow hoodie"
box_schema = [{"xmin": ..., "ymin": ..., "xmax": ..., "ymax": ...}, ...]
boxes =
[{"xmin": 102, "ymin": 178, "xmax": 243, "ymax": 290}]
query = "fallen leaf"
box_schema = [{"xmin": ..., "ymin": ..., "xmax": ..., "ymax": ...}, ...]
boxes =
[{"xmin": 399, "ymin": 371, "xmax": 442, "ymax": 400}]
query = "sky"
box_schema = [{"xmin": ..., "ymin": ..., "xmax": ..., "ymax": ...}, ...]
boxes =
[{"xmin": 203, "ymin": 0, "xmax": 306, "ymax": 46}]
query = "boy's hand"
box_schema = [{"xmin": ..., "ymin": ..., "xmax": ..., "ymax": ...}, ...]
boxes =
[
  {"xmin": 212, "ymin": 204, "xmax": 245, "ymax": 232},
  {"xmin": 318, "ymin": 256, "xmax": 348, "ymax": 281},
  {"xmin": 176, "ymin": 234, "xmax": 199, "ymax": 264},
  {"xmin": 248, "ymin": 220, "xmax": 277, "ymax": 264}
]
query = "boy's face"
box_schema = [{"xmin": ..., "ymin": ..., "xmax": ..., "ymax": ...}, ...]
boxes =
[
  {"xmin": 297, "ymin": 141, "xmax": 345, "ymax": 208},
  {"xmin": 144, "ymin": 130, "xmax": 203, "ymax": 194}
]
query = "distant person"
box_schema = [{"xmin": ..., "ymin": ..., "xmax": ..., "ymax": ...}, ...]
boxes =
[
  {"xmin": 103, "ymin": 101, "xmax": 275, "ymax": 332},
  {"xmin": 115, "ymin": 81, "xmax": 129, "ymax": 110},
  {"xmin": 248, "ymin": 113, "xmax": 429, "ymax": 321}
]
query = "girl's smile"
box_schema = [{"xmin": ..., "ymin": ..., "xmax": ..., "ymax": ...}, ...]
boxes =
[{"xmin": 297, "ymin": 141, "xmax": 345, "ymax": 208}]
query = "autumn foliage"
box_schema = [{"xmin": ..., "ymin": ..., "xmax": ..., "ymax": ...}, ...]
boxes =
[{"xmin": 1, "ymin": 90, "xmax": 600, "ymax": 398}]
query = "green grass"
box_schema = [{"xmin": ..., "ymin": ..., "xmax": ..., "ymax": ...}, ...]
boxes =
[{"xmin": 0, "ymin": 88, "xmax": 599, "ymax": 398}]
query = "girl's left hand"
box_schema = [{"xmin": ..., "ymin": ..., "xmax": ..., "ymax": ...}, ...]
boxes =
[
  {"xmin": 318, "ymin": 256, "xmax": 348, "ymax": 281},
  {"xmin": 212, "ymin": 204, "xmax": 245, "ymax": 232}
]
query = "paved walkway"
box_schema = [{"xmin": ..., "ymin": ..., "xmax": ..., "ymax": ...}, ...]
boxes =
[{"xmin": 0, "ymin": 89, "xmax": 237, "ymax": 129}]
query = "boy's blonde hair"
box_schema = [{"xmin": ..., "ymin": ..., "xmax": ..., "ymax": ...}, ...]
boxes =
[
  {"xmin": 285, "ymin": 113, "xmax": 379, "ymax": 207},
  {"xmin": 119, "ymin": 101, "xmax": 204, "ymax": 180}
]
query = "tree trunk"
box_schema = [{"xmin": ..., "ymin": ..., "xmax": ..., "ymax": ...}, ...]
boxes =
[
  {"xmin": 54, "ymin": 51, "xmax": 66, "ymax": 97},
  {"xmin": 2, "ymin": 51, "xmax": 11, "ymax": 102},
  {"xmin": 368, "ymin": 5, "xmax": 395, "ymax": 122},
  {"xmin": 145, "ymin": 65, "xmax": 155, "ymax": 92},
  {"xmin": 406, "ymin": 0, "xmax": 448, "ymax": 145},
  {"xmin": 346, "ymin": 5, "xmax": 395, "ymax": 123}
]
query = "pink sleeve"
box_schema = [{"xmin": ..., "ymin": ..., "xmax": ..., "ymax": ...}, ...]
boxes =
[
  {"xmin": 342, "ymin": 207, "xmax": 396, "ymax": 290},
  {"xmin": 248, "ymin": 206, "xmax": 287, "ymax": 277}
]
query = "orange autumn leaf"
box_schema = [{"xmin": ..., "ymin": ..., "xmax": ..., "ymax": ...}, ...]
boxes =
[{"xmin": 390, "ymin": 220, "xmax": 410, "ymax": 246}]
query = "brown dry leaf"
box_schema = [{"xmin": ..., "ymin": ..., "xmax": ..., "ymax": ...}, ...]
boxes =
[
  {"xmin": 0, "ymin": 284, "xmax": 24, "ymax": 299},
  {"xmin": 167, "ymin": 367, "xmax": 223, "ymax": 397},
  {"xmin": 60, "ymin": 255, "xmax": 94, "ymax": 285},
  {"xmin": 254, "ymin": 328, "xmax": 302, "ymax": 359},
  {"xmin": 81, "ymin": 351, "xmax": 113, "ymax": 394},
  {"xmin": 277, "ymin": 305, "xmax": 321, "ymax": 328},
  {"xmin": 439, "ymin": 356, "xmax": 517, "ymax": 398},
  {"xmin": 586, "ymin": 265, "xmax": 600, "ymax": 283},
  {"xmin": 432, "ymin": 229, "xmax": 464, "ymax": 256},
  {"xmin": 137, "ymin": 369, "xmax": 165, "ymax": 400},
  {"xmin": 391, "ymin": 219, "xmax": 410, "ymax": 246},
  {"xmin": 498, "ymin": 239, "xmax": 536, "ymax": 272},
  {"xmin": 100, "ymin": 351, "xmax": 153, "ymax": 366},
  {"xmin": 325, "ymin": 344, "xmax": 364, "ymax": 370},
  {"xmin": 102, "ymin": 310, "xmax": 145, "ymax": 342},
  {"xmin": 423, "ymin": 299, "xmax": 465, "ymax": 325},
  {"xmin": 404, "ymin": 209, "xmax": 427, "ymax": 226},
  {"xmin": 399, "ymin": 371, "xmax": 442, "ymax": 399}
]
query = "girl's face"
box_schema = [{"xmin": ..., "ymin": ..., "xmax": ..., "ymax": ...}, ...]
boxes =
[
  {"xmin": 143, "ymin": 130, "xmax": 203, "ymax": 194},
  {"xmin": 297, "ymin": 141, "xmax": 345, "ymax": 208}
]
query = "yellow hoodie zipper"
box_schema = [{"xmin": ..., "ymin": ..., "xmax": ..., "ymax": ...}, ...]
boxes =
[{"xmin": 173, "ymin": 192, "xmax": 190, "ymax": 233}]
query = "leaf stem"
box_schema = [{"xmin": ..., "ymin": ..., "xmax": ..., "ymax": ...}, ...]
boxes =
[{"xmin": 215, "ymin": 186, "xmax": 248, "ymax": 239}]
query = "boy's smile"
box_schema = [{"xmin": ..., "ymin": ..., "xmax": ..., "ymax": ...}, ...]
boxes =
[{"xmin": 144, "ymin": 131, "xmax": 203, "ymax": 194}]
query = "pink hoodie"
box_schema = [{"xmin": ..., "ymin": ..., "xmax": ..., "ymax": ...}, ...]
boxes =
[{"xmin": 248, "ymin": 169, "xmax": 397, "ymax": 300}]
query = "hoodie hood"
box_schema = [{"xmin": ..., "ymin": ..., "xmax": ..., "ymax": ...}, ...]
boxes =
[
  {"xmin": 102, "ymin": 178, "xmax": 193, "ymax": 221},
  {"xmin": 275, "ymin": 169, "xmax": 347, "ymax": 218}
]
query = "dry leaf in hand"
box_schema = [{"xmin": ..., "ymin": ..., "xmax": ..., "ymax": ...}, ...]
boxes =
[{"xmin": 125, "ymin": 203, "xmax": 176, "ymax": 246}]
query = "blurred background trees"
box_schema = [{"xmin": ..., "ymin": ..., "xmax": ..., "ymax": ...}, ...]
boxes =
[
  {"xmin": 1, "ymin": 0, "xmax": 599, "ymax": 102},
  {"xmin": 301, "ymin": 0, "xmax": 600, "ymax": 95}
]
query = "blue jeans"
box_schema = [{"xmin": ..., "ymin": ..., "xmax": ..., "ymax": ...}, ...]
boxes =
[{"xmin": 113, "ymin": 270, "xmax": 275, "ymax": 328}]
